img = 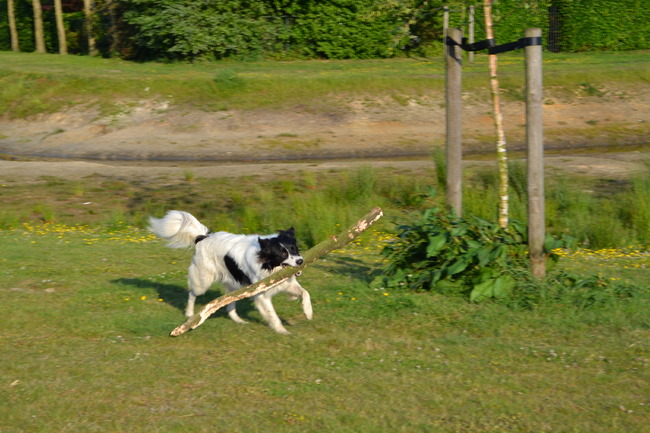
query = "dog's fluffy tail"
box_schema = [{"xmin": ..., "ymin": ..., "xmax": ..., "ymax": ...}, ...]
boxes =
[{"xmin": 148, "ymin": 210, "xmax": 209, "ymax": 249}]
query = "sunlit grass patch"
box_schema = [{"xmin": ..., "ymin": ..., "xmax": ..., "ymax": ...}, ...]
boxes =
[
  {"xmin": 555, "ymin": 247, "xmax": 650, "ymax": 286},
  {"xmin": 1, "ymin": 222, "xmax": 158, "ymax": 245},
  {"xmin": 1, "ymin": 220, "xmax": 649, "ymax": 432}
]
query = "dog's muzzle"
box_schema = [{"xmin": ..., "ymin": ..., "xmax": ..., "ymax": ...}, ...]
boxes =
[{"xmin": 282, "ymin": 258, "xmax": 303, "ymax": 276}]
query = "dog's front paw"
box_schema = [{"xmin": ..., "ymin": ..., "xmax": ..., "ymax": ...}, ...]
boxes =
[{"xmin": 303, "ymin": 305, "xmax": 313, "ymax": 320}]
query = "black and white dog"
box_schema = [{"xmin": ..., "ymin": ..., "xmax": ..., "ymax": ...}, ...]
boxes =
[{"xmin": 149, "ymin": 210, "xmax": 312, "ymax": 334}]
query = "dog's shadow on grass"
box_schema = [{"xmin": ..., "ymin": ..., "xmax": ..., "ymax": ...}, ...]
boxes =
[
  {"xmin": 112, "ymin": 278, "xmax": 257, "ymax": 320},
  {"xmin": 315, "ymin": 256, "xmax": 383, "ymax": 283}
]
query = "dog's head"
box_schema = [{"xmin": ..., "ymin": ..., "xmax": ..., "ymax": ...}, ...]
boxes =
[{"xmin": 258, "ymin": 228, "xmax": 304, "ymax": 272}]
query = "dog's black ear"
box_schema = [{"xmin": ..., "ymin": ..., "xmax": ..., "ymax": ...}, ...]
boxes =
[
  {"xmin": 280, "ymin": 227, "xmax": 296, "ymax": 237},
  {"xmin": 258, "ymin": 237, "xmax": 269, "ymax": 248}
]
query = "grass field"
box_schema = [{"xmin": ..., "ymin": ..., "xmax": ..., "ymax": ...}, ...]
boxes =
[
  {"xmin": 1, "ymin": 49, "xmax": 649, "ymax": 431},
  {"xmin": 1, "ymin": 164, "xmax": 649, "ymax": 432},
  {"xmin": 1, "ymin": 221, "xmax": 649, "ymax": 432},
  {"xmin": 1, "ymin": 50, "xmax": 649, "ymax": 117}
]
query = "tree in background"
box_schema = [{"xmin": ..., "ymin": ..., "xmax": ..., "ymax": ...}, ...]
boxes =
[
  {"xmin": 53, "ymin": 0, "xmax": 66, "ymax": 54},
  {"xmin": 31, "ymin": 0, "xmax": 45, "ymax": 53},
  {"xmin": 2, "ymin": 0, "xmax": 649, "ymax": 58},
  {"xmin": 7, "ymin": 0, "xmax": 18, "ymax": 50},
  {"xmin": 83, "ymin": 0, "xmax": 95, "ymax": 55}
]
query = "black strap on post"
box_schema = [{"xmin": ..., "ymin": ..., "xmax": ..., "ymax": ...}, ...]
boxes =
[
  {"xmin": 487, "ymin": 36, "xmax": 543, "ymax": 54},
  {"xmin": 446, "ymin": 35, "xmax": 543, "ymax": 54},
  {"xmin": 460, "ymin": 38, "xmax": 496, "ymax": 52}
]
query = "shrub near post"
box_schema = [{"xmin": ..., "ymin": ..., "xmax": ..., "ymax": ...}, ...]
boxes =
[{"xmin": 525, "ymin": 28, "xmax": 545, "ymax": 278}]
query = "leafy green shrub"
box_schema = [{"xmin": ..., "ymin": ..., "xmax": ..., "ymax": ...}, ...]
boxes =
[{"xmin": 376, "ymin": 204, "xmax": 570, "ymax": 302}]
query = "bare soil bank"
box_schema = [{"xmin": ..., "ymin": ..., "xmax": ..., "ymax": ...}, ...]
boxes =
[{"xmin": 0, "ymin": 88, "xmax": 648, "ymax": 180}]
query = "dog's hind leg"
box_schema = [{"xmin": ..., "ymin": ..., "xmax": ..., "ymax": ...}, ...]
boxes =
[
  {"xmin": 225, "ymin": 300, "xmax": 248, "ymax": 324},
  {"xmin": 186, "ymin": 291, "xmax": 197, "ymax": 318},
  {"xmin": 254, "ymin": 294, "xmax": 290, "ymax": 334},
  {"xmin": 186, "ymin": 264, "xmax": 214, "ymax": 317},
  {"xmin": 223, "ymin": 283, "xmax": 248, "ymax": 325}
]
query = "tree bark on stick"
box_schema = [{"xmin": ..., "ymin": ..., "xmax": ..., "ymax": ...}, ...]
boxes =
[
  {"xmin": 483, "ymin": 0, "xmax": 509, "ymax": 228},
  {"xmin": 170, "ymin": 207, "xmax": 384, "ymax": 337}
]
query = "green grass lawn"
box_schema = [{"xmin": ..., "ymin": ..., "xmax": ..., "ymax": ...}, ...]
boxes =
[
  {"xmin": 1, "ymin": 50, "xmax": 649, "ymax": 117},
  {"xmin": 1, "ymin": 49, "xmax": 649, "ymax": 432},
  {"xmin": 1, "ymin": 223, "xmax": 648, "ymax": 433}
]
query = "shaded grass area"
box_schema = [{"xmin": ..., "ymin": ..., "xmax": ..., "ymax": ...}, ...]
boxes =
[
  {"xmin": 0, "ymin": 50, "xmax": 649, "ymax": 117},
  {"xmin": 1, "ymin": 225, "xmax": 649, "ymax": 432}
]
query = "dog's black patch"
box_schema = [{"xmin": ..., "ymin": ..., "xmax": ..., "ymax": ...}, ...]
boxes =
[
  {"xmin": 194, "ymin": 230, "xmax": 211, "ymax": 244},
  {"xmin": 224, "ymin": 255, "xmax": 252, "ymax": 286},
  {"xmin": 258, "ymin": 228, "xmax": 300, "ymax": 271}
]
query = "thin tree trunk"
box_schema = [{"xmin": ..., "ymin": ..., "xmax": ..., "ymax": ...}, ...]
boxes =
[
  {"xmin": 83, "ymin": 0, "xmax": 97, "ymax": 56},
  {"xmin": 54, "ymin": 0, "xmax": 67, "ymax": 55},
  {"xmin": 32, "ymin": 0, "xmax": 46, "ymax": 53},
  {"xmin": 8, "ymin": 0, "xmax": 20, "ymax": 52},
  {"xmin": 170, "ymin": 207, "xmax": 384, "ymax": 337},
  {"xmin": 483, "ymin": 0, "xmax": 509, "ymax": 228}
]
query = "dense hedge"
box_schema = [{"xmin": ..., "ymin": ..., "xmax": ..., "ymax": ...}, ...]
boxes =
[
  {"xmin": 553, "ymin": 0, "xmax": 650, "ymax": 52},
  {"xmin": 121, "ymin": 0, "xmax": 419, "ymax": 60},
  {"xmin": 462, "ymin": 0, "xmax": 552, "ymax": 45},
  {"xmin": 1, "ymin": 0, "xmax": 649, "ymax": 59}
]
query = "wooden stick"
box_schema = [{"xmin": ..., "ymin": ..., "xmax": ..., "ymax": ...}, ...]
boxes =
[{"xmin": 170, "ymin": 207, "xmax": 384, "ymax": 337}]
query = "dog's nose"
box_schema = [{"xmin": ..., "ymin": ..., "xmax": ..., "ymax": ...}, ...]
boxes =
[{"xmin": 296, "ymin": 259, "xmax": 304, "ymax": 265}]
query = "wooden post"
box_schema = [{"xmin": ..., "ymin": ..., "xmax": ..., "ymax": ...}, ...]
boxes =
[
  {"xmin": 468, "ymin": 6, "xmax": 475, "ymax": 63},
  {"xmin": 445, "ymin": 27, "xmax": 463, "ymax": 217},
  {"xmin": 525, "ymin": 28, "xmax": 545, "ymax": 278},
  {"xmin": 170, "ymin": 207, "xmax": 384, "ymax": 336}
]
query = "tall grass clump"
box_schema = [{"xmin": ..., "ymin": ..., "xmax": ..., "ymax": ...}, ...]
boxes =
[
  {"xmin": 546, "ymin": 172, "xmax": 649, "ymax": 248},
  {"xmin": 166, "ymin": 166, "xmax": 427, "ymax": 247},
  {"xmin": 462, "ymin": 158, "xmax": 649, "ymax": 249},
  {"xmin": 1, "ymin": 161, "xmax": 647, "ymax": 249},
  {"xmin": 432, "ymin": 148, "xmax": 446, "ymax": 189},
  {"xmin": 463, "ymin": 165, "xmax": 527, "ymax": 224},
  {"xmin": 624, "ymin": 156, "xmax": 650, "ymax": 246}
]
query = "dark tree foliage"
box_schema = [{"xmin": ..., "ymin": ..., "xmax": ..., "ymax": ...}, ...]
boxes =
[
  {"xmin": 1, "ymin": 0, "xmax": 649, "ymax": 59},
  {"xmin": 120, "ymin": 0, "xmax": 428, "ymax": 61}
]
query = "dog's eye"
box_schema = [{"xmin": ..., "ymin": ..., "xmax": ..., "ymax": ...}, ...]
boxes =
[{"xmin": 282, "ymin": 249, "xmax": 288, "ymax": 257}]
